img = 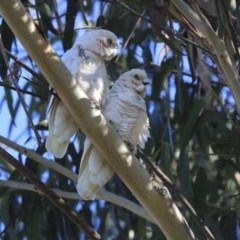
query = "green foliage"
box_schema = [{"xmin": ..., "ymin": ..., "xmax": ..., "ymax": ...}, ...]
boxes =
[{"xmin": 0, "ymin": 0, "xmax": 240, "ymax": 239}]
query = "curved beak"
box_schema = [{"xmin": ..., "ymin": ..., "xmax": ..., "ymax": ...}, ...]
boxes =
[{"xmin": 143, "ymin": 78, "xmax": 151, "ymax": 85}]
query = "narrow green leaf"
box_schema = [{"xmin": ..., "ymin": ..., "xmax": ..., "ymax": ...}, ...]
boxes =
[
  {"xmin": 193, "ymin": 167, "xmax": 208, "ymax": 216},
  {"xmin": 96, "ymin": 15, "xmax": 105, "ymax": 27},
  {"xmin": 177, "ymin": 151, "xmax": 191, "ymax": 197},
  {"xmin": 0, "ymin": 19, "xmax": 15, "ymax": 78},
  {"xmin": 161, "ymin": 142, "xmax": 172, "ymax": 178},
  {"xmin": 25, "ymin": 202, "xmax": 43, "ymax": 240},
  {"xmin": 63, "ymin": 0, "xmax": 78, "ymax": 51},
  {"xmin": 3, "ymin": 86, "xmax": 16, "ymax": 131},
  {"xmin": 180, "ymin": 99, "xmax": 204, "ymax": 153},
  {"xmin": 36, "ymin": 0, "xmax": 58, "ymax": 35},
  {"xmin": 152, "ymin": 57, "xmax": 177, "ymax": 101},
  {"xmin": 219, "ymin": 211, "xmax": 238, "ymax": 240}
]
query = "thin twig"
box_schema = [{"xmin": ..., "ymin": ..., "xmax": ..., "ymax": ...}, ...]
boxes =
[
  {"xmin": 115, "ymin": 9, "xmax": 146, "ymax": 63},
  {"xmin": 0, "ymin": 81, "xmax": 48, "ymax": 100},
  {"xmin": 0, "ymin": 147, "xmax": 101, "ymax": 240}
]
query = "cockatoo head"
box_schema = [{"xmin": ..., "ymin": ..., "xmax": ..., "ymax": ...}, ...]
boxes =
[
  {"xmin": 78, "ymin": 29, "xmax": 119, "ymax": 61},
  {"xmin": 120, "ymin": 69, "xmax": 150, "ymax": 97}
]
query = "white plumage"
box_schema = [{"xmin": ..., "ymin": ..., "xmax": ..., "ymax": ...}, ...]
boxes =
[
  {"xmin": 77, "ymin": 69, "xmax": 150, "ymax": 200},
  {"xmin": 45, "ymin": 29, "xmax": 119, "ymax": 158}
]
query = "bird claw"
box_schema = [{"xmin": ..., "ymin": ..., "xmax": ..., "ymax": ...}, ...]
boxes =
[
  {"xmin": 125, "ymin": 141, "xmax": 136, "ymax": 153},
  {"xmin": 92, "ymin": 101, "xmax": 100, "ymax": 110},
  {"xmin": 78, "ymin": 45, "xmax": 86, "ymax": 58}
]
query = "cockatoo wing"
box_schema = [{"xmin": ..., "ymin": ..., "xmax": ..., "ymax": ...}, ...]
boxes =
[
  {"xmin": 104, "ymin": 95, "xmax": 149, "ymax": 148},
  {"xmin": 76, "ymin": 138, "xmax": 113, "ymax": 200},
  {"xmin": 45, "ymin": 98, "xmax": 78, "ymax": 158}
]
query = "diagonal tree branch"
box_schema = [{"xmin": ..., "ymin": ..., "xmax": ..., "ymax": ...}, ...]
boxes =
[
  {"xmin": 0, "ymin": 135, "xmax": 75, "ymax": 180},
  {"xmin": 0, "ymin": 180, "xmax": 82, "ymax": 199},
  {"xmin": 0, "ymin": 135, "xmax": 154, "ymax": 223},
  {"xmin": 0, "ymin": 179, "xmax": 154, "ymax": 223},
  {"xmin": 0, "ymin": 147, "xmax": 101, "ymax": 240},
  {"xmin": 0, "ymin": 1, "xmax": 195, "ymax": 239},
  {"xmin": 0, "ymin": 81, "xmax": 48, "ymax": 99}
]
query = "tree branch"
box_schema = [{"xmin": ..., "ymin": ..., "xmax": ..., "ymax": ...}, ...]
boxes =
[
  {"xmin": 0, "ymin": 135, "xmax": 154, "ymax": 223},
  {"xmin": 0, "ymin": 1, "xmax": 194, "ymax": 239},
  {"xmin": 0, "ymin": 81, "xmax": 48, "ymax": 100},
  {"xmin": 0, "ymin": 147, "xmax": 101, "ymax": 240},
  {"xmin": 0, "ymin": 135, "xmax": 75, "ymax": 180},
  {"xmin": 0, "ymin": 179, "xmax": 154, "ymax": 223},
  {"xmin": 0, "ymin": 180, "xmax": 80, "ymax": 199}
]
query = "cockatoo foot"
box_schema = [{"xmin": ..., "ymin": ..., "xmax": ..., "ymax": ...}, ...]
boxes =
[
  {"xmin": 92, "ymin": 101, "xmax": 100, "ymax": 110},
  {"xmin": 125, "ymin": 141, "xmax": 136, "ymax": 153}
]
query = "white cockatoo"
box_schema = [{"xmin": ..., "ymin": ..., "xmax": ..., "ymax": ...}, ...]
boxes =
[
  {"xmin": 77, "ymin": 69, "xmax": 150, "ymax": 200},
  {"xmin": 45, "ymin": 29, "xmax": 119, "ymax": 158}
]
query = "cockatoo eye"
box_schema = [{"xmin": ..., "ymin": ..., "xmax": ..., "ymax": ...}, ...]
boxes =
[
  {"xmin": 134, "ymin": 74, "xmax": 140, "ymax": 80},
  {"xmin": 107, "ymin": 38, "xmax": 113, "ymax": 46}
]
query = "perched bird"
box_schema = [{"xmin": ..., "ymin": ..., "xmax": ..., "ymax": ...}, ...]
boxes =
[
  {"xmin": 45, "ymin": 29, "xmax": 119, "ymax": 158},
  {"xmin": 77, "ymin": 69, "xmax": 150, "ymax": 200}
]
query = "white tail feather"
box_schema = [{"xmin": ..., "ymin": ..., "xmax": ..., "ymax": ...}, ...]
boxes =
[
  {"xmin": 45, "ymin": 100, "xmax": 77, "ymax": 158},
  {"xmin": 77, "ymin": 140, "xmax": 113, "ymax": 200}
]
